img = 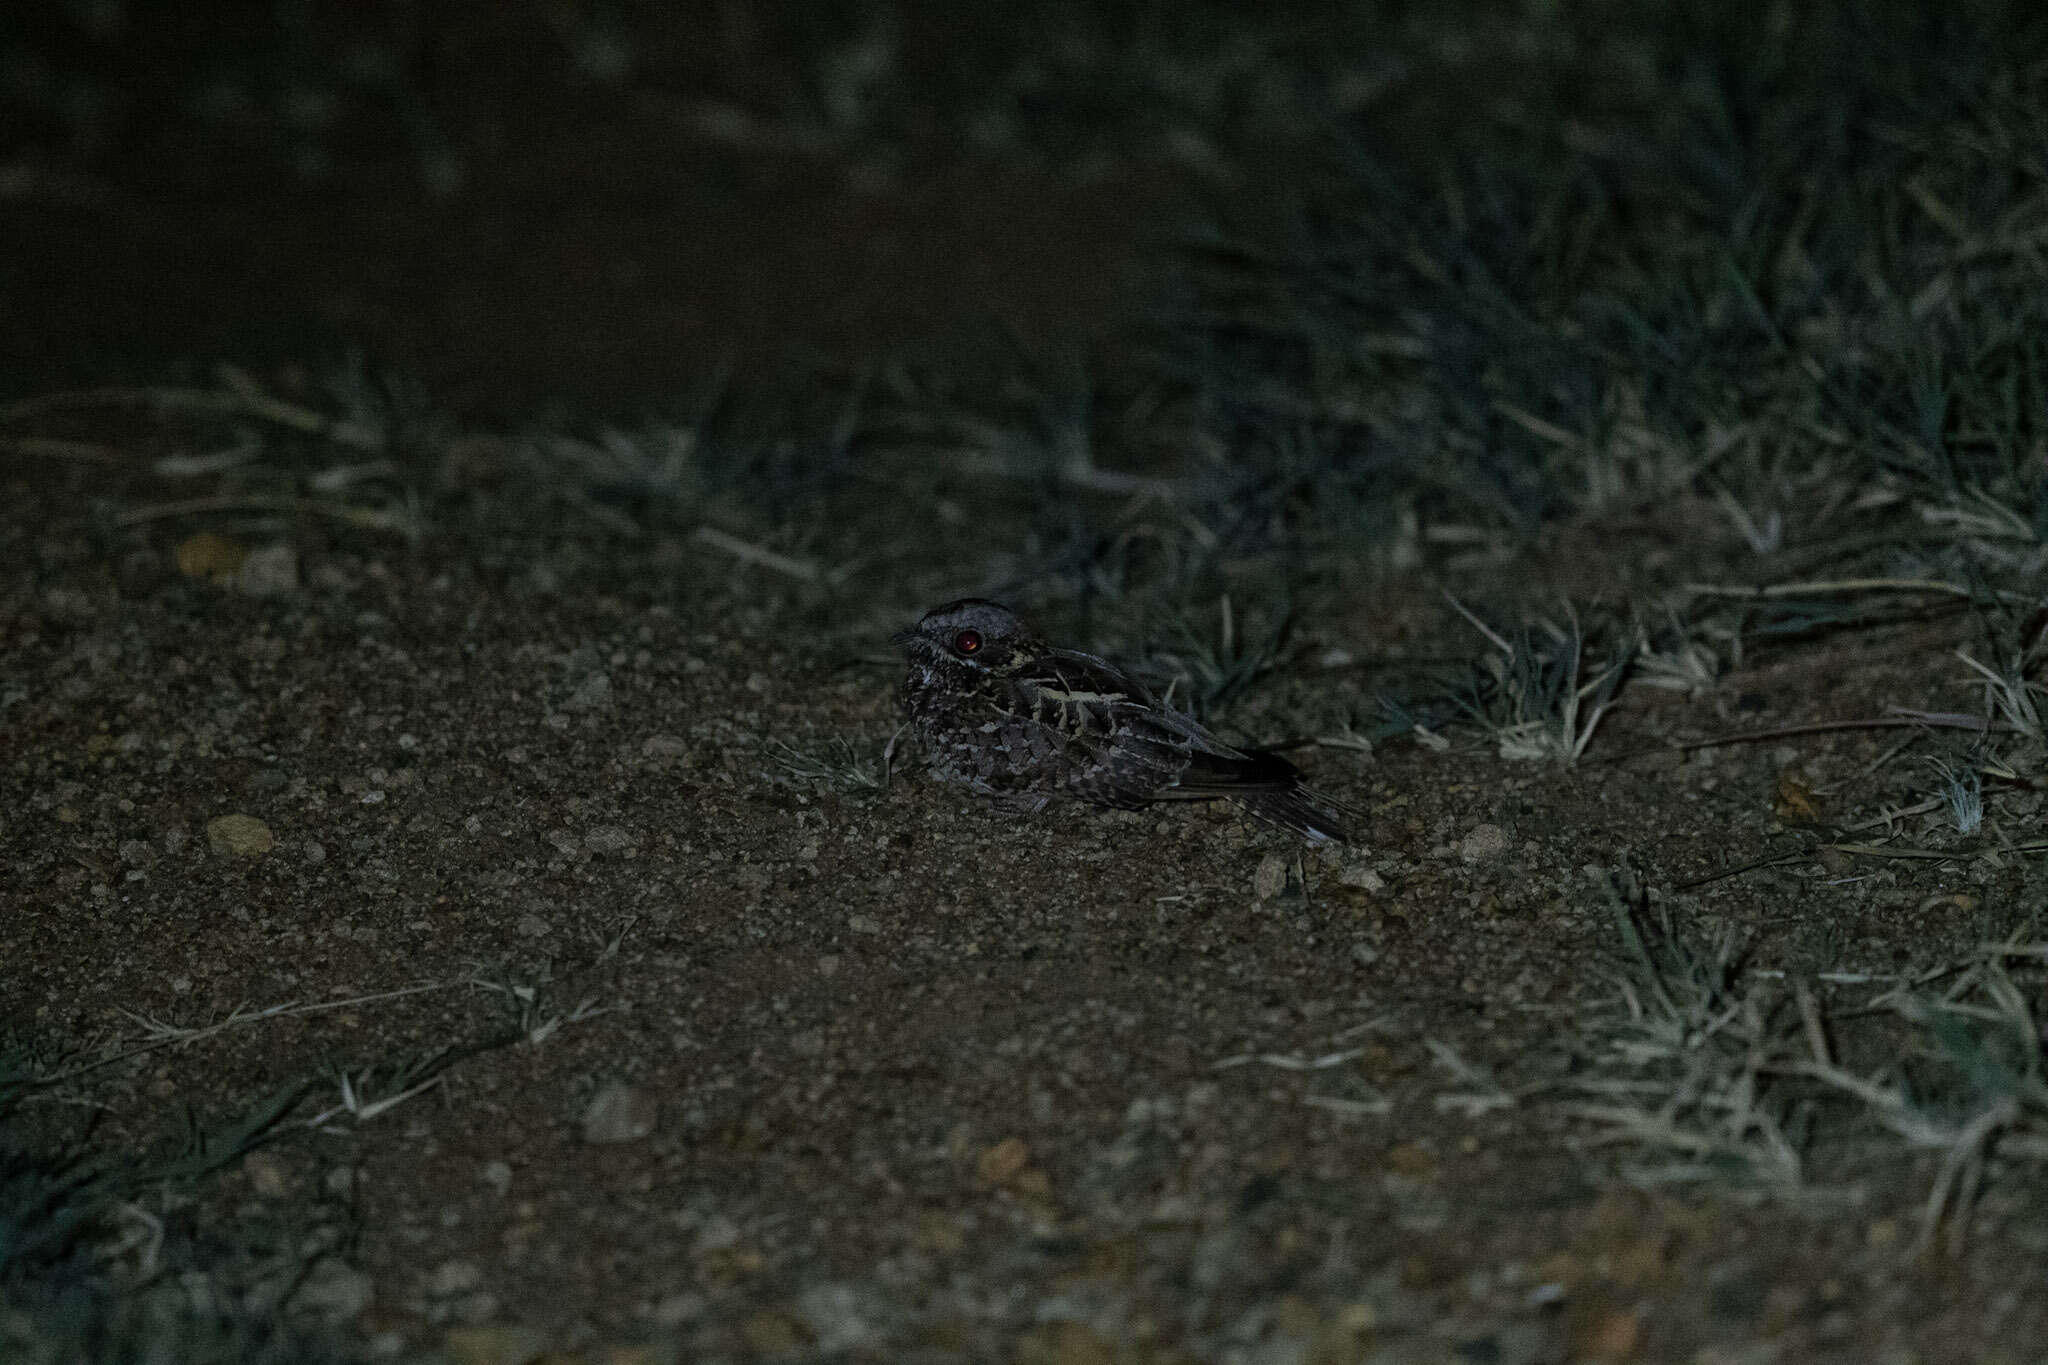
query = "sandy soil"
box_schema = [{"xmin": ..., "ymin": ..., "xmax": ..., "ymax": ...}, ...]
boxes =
[{"xmin": 6, "ymin": 15, "xmax": 2047, "ymax": 1360}]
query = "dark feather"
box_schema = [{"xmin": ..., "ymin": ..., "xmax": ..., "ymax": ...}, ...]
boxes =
[{"xmin": 896, "ymin": 599, "xmax": 1360, "ymax": 844}]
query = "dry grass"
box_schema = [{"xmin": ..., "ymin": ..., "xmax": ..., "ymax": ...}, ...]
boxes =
[{"xmin": 1560, "ymin": 877, "xmax": 2048, "ymax": 1253}]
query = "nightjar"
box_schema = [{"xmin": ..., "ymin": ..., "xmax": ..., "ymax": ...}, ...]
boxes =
[{"xmin": 892, "ymin": 598, "xmax": 1353, "ymax": 843}]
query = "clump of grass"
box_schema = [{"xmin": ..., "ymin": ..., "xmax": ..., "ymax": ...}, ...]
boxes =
[
  {"xmin": 520, "ymin": 362, "xmax": 872, "ymax": 522},
  {"xmin": 1956, "ymin": 647, "xmax": 2048, "ymax": 750},
  {"xmin": 0, "ymin": 962, "xmax": 612, "ymax": 1359},
  {"xmin": 1562, "ymin": 882, "xmax": 1806, "ymax": 1192},
  {"xmin": 761, "ymin": 736, "xmax": 889, "ymax": 797},
  {"xmin": 1560, "ymin": 882, "xmax": 2048, "ymax": 1251},
  {"xmin": 0, "ymin": 1291, "xmax": 353, "ymax": 1365},
  {"xmin": 1448, "ymin": 600, "xmax": 1635, "ymax": 762},
  {"xmin": 1928, "ymin": 758, "xmax": 1984, "ymax": 835},
  {"xmin": 1142, "ymin": 593, "xmax": 1294, "ymax": 719},
  {"xmin": 1, "ymin": 362, "xmax": 432, "ymax": 542},
  {"xmin": 880, "ymin": 348, "xmax": 1110, "ymax": 492},
  {"xmin": 303, "ymin": 1049, "xmax": 457, "ymax": 1131},
  {"xmin": 1633, "ymin": 614, "xmax": 1728, "ymax": 697},
  {"xmin": 0, "ymin": 1047, "xmax": 346, "ymax": 1363},
  {"xmin": 528, "ymin": 421, "xmax": 704, "ymax": 506},
  {"xmin": 1793, "ymin": 940, "xmax": 2048, "ymax": 1255},
  {"xmin": 1146, "ymin": 2, "xmax": 2048, "ymax": 614}
]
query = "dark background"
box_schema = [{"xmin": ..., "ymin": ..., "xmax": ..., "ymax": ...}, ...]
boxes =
[{"xmin": 4, "ymin": 0, "xmax": 1320, "ymax": 412}]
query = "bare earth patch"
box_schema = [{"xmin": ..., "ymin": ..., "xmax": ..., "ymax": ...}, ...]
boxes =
[
  {"xmin": 7, "ymin": 5, "xmax": 2048, "ymax": 1361},
  {"xmin": 6, "ymin": 453, "xmax": 2045, "ymax": 1360}
]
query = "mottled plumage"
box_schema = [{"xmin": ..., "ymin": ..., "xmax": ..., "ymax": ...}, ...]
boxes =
[{"xmin": 891, "ymin": 598, "xmax": 1353, "ymax": 843}]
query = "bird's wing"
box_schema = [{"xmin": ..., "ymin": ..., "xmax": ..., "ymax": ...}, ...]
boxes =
[
  {"xmin": 1005, "ymin": 650, "xmax": 1299, "ymax": 796},
  {"xmin": 1003, "ymin": 649, "xmax": 1158, "ymax": 740},
  {"xmin": 1169, "ymin": 743, "xmax": 1306, "ymax": 795}
]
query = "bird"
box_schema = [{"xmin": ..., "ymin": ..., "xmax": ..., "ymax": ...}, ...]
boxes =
[{"xmin": 891, "ymin": 598, "xmax": 1353, "ymax": 843}]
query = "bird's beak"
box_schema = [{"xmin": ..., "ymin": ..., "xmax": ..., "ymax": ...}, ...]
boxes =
[{"xmin": 888, "ymin": 627, "xmax": 917, "ymax": 648}]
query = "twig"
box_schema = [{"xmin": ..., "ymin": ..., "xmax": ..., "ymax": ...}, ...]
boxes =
[
  {"xmin": 1914, "ymin": 1096, "xmax": 2019, "ymax": 1258},
  {"xmin": 1677, "ymin": 836, "xmax": 1972, "ymax": 892},
  {"xmin": 1674, "ymin": 847, "xmax": 1821, "ymax": 892},
  {"xmin": 693, "ymin": 525, "xmax": 822, "ymax": 583},
  {"xmin": 1683, "ymin": 577, "xmax": 1981, "ymax": 601},
  {"xmin": 1684, "ymin": 577, "xmax": 2030, "ymax": 606},
  {"xmin": 932, "ymin": 449, "xmax": 1188, "ymax": 500},
  {"xmin": 1793, "ymin": 979, "xmax": 1832, "ymax": 1067},
  {"xmin": 113, "ymin": 493, "xmax": 419, "ymax": 535},
  {"xmin": 1824, "ymin": 842, "xmax": 1958, "ymax": 861},
  {"xmin": 0, "ymin": 435, "xmax": 128, "ymax": 464},
  {"xmin": 1846, "ymin": 797, "xmax": 1944, "ymax": 832},
  {"xmin": 1596, "ymin": 712, "xmax": 2005, "ymax": 766},
  {"xmin": 0, "ymin": 384, "xmax": 361, "ymax": 444},
  {"xmin": 32, "ymin": 981, "xmax": 461, "ymax": 1087}
]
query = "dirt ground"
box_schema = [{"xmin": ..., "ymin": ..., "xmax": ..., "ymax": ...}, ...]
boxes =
[
  {"xmin": 6, "ymin": 6, "xmax": 2048, "ymax": 1364},
  {"xmin": 8, "ymin": 476, "xmax": 2044, "ymax": 1363}
]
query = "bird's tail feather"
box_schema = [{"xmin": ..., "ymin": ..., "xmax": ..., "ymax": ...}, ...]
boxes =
[{"xmin": 1233, "ymin": 785, "xmax": 1357, "ymax": 845}]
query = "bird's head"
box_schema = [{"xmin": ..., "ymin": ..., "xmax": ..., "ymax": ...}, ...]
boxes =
[{"xmin": 891, "ymin": 598, "xmax": 1037, "ymax": 679}]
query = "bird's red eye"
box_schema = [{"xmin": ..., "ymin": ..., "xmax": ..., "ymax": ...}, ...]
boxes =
[{"xmin": 953, "ymin": 630, "xmax": 983, "ymax": 655}]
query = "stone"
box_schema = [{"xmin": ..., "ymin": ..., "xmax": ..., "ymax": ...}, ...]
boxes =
[
  {"xmin": 1459, "ymin": 823, "xmax": 1510, "ymax": 862},
  {"xmin": 206, "ymin": 813, "xmax": 275, "ymax": 857},
  {"xmin": 583, "ymin": 1081, "xmax": 658, "ymax": 1144}
]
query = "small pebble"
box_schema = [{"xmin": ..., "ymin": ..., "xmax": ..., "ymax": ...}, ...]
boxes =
[
  {"xmin": 977, "ymin": 1136, "xmax": 1030, "ymax": 1185},
  {"xmin": 1459, "ymin": 823, "xmax": 1510, "ymax": 862},
  {"xmin": 582, "ymin": 1081, "xmax": 657, "ymax": 1144},
  {"xmin": 237, "ymin": 543, "xmax": 299, "ymax": 597},
  {"xmin": 206, "ymin": 813, "xmax": 275, "ymax": 857},
  {"xmin": 1253, "ymin": 853, "xmax": 1288, "ymax": 900},
  {"xmin": 287, "ymin": 1257, "xmax": 374, "ymax": 1325},
  {"xmin": 440, "ymin": 1323, "xmax": 548, "ymax": 1365}
]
